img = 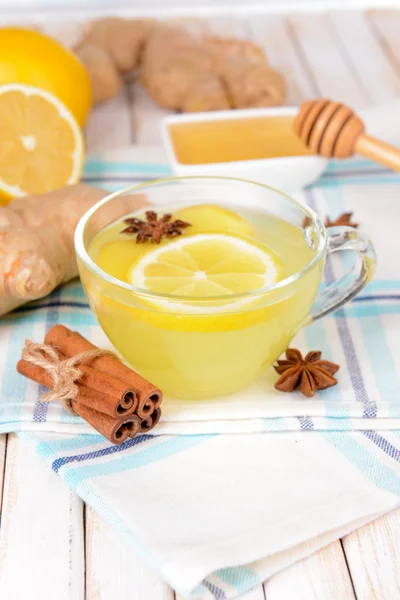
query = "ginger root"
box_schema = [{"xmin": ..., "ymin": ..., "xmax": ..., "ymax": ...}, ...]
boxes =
[
  {"xmin": 0, "ymin": 184, "xmax": 107, "ymax": 316},
  {"xmin": 1, "ymin": 185, "xmax": 150, "ymax": 317},
  {"xmin": 205, "ymin": 37, "xmax": 285, "ymax": 108},
  {"xmin": 83, "ymin": 17, "xmax": 155, "ymax": 73},
  {"xmin": 140, "ymin": 24, "xmax": 285, "ymax": 111},
  {"xmin": 140, "ymin": 24, "xmax": 230, "ymax": 112},
  {"xmin": 76, "ymin": 42, "xmax": 122, "ymax": 105},
  {"xmin": 74, "ymin": 18, "xmax": 284, "ymax": 111}
]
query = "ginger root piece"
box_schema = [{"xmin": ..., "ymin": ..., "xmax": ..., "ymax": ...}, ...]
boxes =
[
  {"xmin": 76, "ymin": 42, "xmax": 122, "ymax": 104},
  {"xmin": 205, "ymin": 36, "xmax": 266, "ymax": 63},
  {"xmin": 205, "ymin": 36, "xmax": 285, "ymax": 108},
  {"xmin": 140, "ymin": 24, "xmax": 285, "ymax": 111},
  {"xmin": 140, "ymin": 24, "xmax": 230, "ymax": 112},
  {"xmin": 1, "ymin": 184, "xmax": 107, "ymax": 229},
  {"xmin": 0, "ymin": 184, "xmax": 107, "ymax": 316},
  {"xmin": 72, "ymin": 18, "xmax": 284, "ymax": 110},
  {"xmin": 0, "ymin": 185, "xmax": 150, "ymax": 317},
  {"xmin": 84, "ymin": 17, "xmax": 155, "ymax": 73}
]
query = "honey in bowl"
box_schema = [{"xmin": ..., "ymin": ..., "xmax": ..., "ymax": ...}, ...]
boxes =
[
  {"xmin": 167, "ymin": 115, "xmax": 312, "ymax": 165},
  {"xmin": 86, "ymin": 203, "xmax": 322, "ymax": 399}
]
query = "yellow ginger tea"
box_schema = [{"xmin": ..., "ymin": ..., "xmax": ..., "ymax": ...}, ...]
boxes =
[{"xmin": 85, "ymin": 204, "xmax": 322, "ymax": 398}]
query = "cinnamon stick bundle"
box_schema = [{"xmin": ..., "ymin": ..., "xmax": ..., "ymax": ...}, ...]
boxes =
[
  {"xmin": 17, "ymin": 325, "xmax": 163, "ymax": 444},
  {"xmin": 45, "ymin": 325, "xmax": 162, "ymax": 418}
]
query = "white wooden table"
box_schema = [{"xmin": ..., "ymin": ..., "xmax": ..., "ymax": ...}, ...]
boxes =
[{"xmin": 1, "ymin": 7, "xmax": 400, "ymax": 599}]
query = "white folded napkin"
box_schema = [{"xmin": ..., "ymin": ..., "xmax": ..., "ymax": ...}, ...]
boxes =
[{"xmin": 20, "ymin": 428, "xmax": 400, "ymax": 598}]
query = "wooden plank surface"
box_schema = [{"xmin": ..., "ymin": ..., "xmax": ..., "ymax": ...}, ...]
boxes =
[
  {"xmin": 342, "ymin": 509, "xmax": 400, "ymax": 600},
  {"xmin": 328, "ymin": 10, "xmax": 400, "ymax": 104},
  {"xmin": 0, "ymin": 435, "xmax": 7, "ymax": 514},
  {"xmin": 287, "ymin": 12, "xmax": 368, "ymax": 108},
  {"xmin": 85, "ymin": 88, "xmax": 133, "ymax": 152},
  {"xmin": 368, "ymin": 9, "xmax": 400, "ymax": 73},
  {"xmin": 85, "ymin": 506, "xmax": 174, "ymax": 600},
  {"xmin": 131, "ymin": 83, "xmax": 172, "ymax": 146},
  {"xmin": 0, "ymin": 435, "xmax": 85, "ymax": 600},
  {"xmin": 247, "ymin": 14, "xmax": 318, "ymax": 105},
  {"xmin": 264, "ymin": 541, "xmax": 356, "ymax": 600}
]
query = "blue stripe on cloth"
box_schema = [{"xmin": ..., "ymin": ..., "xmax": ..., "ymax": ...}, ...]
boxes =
[
  {"xmin": 81, "ymin": 176, "xmax": 162, "ymax": 185},
  {"xmin": 214, "ymin": 566, "xmax": 260, "ymax": 594},
  {"xmin": 325, "ymin": 158, "xmax": 379, "ymax": 172},
  {"xmin": 16, "ymin": 301, "xmax": 91, "ymax": 313},
  {"xmin": 36, "ymin": 434, "xmax": 110, "ymax": 460},
  {"xmin": 357, "ymin": 309, "xmax": 400, "ymax": 416},
  {"xmin": 322, "ymin": 432, "xmax": 400, "ymax": 495},
  {"xmin": 203, "ymin": 580, "xmax": 227, "ymax": 600},
  {"xmin": 62, "ymin": 435, "xmax": 216, "ymax": 485},
  {"xmin": 334, "ymin": 310, "xmax": 376, "ymax": 418},
  {"xmin": 304, "ymin": 188, "xmax": 377, "ymax": 418},
  {"xmin": 0, "ymin": 319, "xmax": 36, "ymax": 421},
  {"xmin": 1, "ymin": 310, "xmax": 97, "ymax": 328},
  {"xmin": 366, "ymin": 280, "xmax": 400, "ymax": 291},
  {"xmin": 52, "ymin": 434, "xmax": 155, "ymax": 472},
  {"xmin": 342, "ymin": 305, "xmax": 400, "ymax": 318},
  {"xmin": 321, "ymin": 168, "xmax": 390, "ymax": 179},
  {"xmin": 10, "ymin": 300, "xmax": 400, "ymax": 319},
  {"xmin": 304, "ymin": 315, "xmax": 346, "ymax": 415},
  {"xmin": 298, "ymin": 416, "xmax": 314, "ymax": 430},
  {"xmin": 33, "ymin": 288, "xmax": 63, "ymax": 422},
  {"xmin": 316, "ymin": 176, "xmax": 400, "ymax": 187},
  {"xmin": 353, "ymin": 295, "xmax": 400, "ymax": 302},
  {"xmin": 362, "ymin": 431, "xmax": 400, "ymax": 462},
  {"xmin": 10, "ymin": 298, "xmax": 400, "ymax": 319},
  {"xmin": 83, "ymin": 160, "xmax": 172, "ymax": 175}
]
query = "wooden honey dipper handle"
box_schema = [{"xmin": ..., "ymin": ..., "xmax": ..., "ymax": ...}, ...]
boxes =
[{"xmin": 294, "ymin": 99, "xmax": 400, "ymax": 171}]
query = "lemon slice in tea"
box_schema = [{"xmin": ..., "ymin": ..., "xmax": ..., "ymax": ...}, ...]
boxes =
[
  {"xmin": 173, "ymin": 204, "xmax": 254, "ymax": 237},
  {"xmin": 129, "ymin": 233, "xmax": 282, "ymax": 309}
]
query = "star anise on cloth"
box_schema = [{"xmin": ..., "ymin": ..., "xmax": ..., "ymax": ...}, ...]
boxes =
[
  {"xmin": 324, "ymin": 212, "xmax": 358, "ymax": 228},
  {"xmin": 302, "ymin": 212, "xmax": 358, "ymax": 229},
  {"xmin": 121, "ymin": 211, "xmax": 191, "ymax": 244},
  {"xmin": 273, "ymin": 348, "xmax": 340, "ymax": 398}
]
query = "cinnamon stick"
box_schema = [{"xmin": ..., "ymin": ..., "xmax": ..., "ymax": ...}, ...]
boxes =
[
  {"xmin": 58, "ymin": 352, "xmax": 138, "ymax": 418},
  {"xmin": 17, "ymin": 357, "xmax": 135, "ymax": 420},
  {"xmin": 140, "ymin": 407, "xmax": 162, "ymax": 432},
  {"xmin": 71, "ymin": 399, "xmax": 141, "ymax": 444},
  {"xmin": 45, "ymin": 325, "xmax": 163, "ymax": 418},
  {"xmin": 17, "ymin": 358, "xmax": 141, "ymax": 444}
]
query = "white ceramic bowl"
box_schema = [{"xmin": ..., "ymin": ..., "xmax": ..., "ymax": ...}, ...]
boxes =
[{"xmin": 161, "ymin": 107, "xmax": 328, "ymax": 193}]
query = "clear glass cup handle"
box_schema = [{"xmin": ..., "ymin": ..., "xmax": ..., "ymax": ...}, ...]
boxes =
[{"xmin": 308, "ymin": 226, "xmax": 377, "ymax": 323}]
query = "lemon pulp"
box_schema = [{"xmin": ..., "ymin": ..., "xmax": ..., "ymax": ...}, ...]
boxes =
[
  {"xmin": 0, "ymin": 84, "xmax": 83, "ymax": 200},
  {"xmin": 129, "ymin": 233, "xmax": 281, "ymax": 303}
]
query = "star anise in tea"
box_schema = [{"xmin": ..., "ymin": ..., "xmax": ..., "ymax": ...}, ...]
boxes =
[
  {"xmin": 122, "ymin": 211, "xmax": 191, "ymax": 244},
  {"xmin": 274, "ymin": 348, "xmax": 340, "ymax": 398}
]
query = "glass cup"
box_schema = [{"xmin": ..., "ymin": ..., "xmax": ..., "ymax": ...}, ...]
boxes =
[{"xmin": 75, "ymin": 177, "xmax": 376, "ymax": 399}]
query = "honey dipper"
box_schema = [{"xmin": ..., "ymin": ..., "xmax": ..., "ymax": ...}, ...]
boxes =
[{"xmin": 294, "ymin": 99, "xmax": 400, "ymax": 171}]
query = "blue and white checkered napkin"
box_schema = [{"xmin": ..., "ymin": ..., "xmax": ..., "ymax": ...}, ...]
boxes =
[
  {"xmin": 1, "ymin": 147, "xmax": 400, "ymax": 436},
  {"xmin": 2, "ymin": 145, "xmax": 400, "ymax": 599}
]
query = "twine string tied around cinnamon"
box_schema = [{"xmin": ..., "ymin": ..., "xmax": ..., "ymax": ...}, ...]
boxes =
[{"xmin": 22, "ymin": 339, "xmax": 115, "ymax": 412}]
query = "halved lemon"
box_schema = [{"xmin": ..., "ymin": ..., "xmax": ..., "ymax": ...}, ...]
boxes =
[
  {"xmin": 0, "ymin": 28, "xmax": 92, "ymax": 126},
  {"xmin": 0, "ymin": 83, "xmax": 83, "ymax": 201},
  {"xmin": 129, "ymin": 232, "xmax": 282, "ymax": 310}
]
